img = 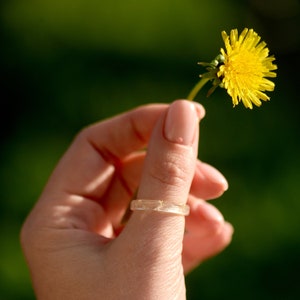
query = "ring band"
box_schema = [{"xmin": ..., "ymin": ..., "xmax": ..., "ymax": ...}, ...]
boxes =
[{"xmin": 130, "ymin": 199, "xmax": 190, "ymax": 216}]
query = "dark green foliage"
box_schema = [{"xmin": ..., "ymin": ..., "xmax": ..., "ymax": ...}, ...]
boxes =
[{"xmin": 1, "ymin": 0, "xmax": 299, "ymax": 299}]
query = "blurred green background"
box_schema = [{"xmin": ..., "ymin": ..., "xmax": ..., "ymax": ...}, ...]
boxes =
[{"xmin": 1, "ymin": 0, "xmax": 299, "ymax": 299}]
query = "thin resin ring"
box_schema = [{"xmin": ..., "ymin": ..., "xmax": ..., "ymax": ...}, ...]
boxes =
[{"xmin": 130, "ymin": 199, "xmax": 190, "ymax": 216}]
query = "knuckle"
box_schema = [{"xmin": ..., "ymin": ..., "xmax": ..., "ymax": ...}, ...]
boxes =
[
  {"xmin": 149, "ymin": 152, "xmax": 193, "ymax": 187},
  {"xmin": 20, "ymin": 213, "xmax": 46, "ymax": 254},
  {"xmin": 20, "ymin": 219, "xmax": 33, "ymax": 253}
]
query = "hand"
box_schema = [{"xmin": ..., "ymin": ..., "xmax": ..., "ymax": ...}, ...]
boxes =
[{"xmin": 21, "ymin": 100, "xmax": 233, "ymax": 299}]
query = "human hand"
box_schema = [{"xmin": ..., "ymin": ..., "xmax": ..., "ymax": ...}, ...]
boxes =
[{"xmin": 21, "ymin": 100, "xmax": 233, "ymax": 299}]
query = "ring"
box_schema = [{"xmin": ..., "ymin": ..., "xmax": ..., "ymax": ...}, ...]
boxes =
[{"xmin": 130, "ymin": 199, "xmax": 190, "ymax": 216}]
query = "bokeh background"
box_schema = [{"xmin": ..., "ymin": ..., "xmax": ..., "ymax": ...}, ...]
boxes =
[{"xmin": 1, "ymin": 0, "xmax": 299, "ymax": 299}]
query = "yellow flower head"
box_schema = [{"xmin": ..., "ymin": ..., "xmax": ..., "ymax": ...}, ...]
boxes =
[
  {"xmin": 217, "ymin": 28, "xmax": 277, "ymax": 109},
  {"xmin": 187, "ymin": 28, "xmax": 277, "ymax": 109}
]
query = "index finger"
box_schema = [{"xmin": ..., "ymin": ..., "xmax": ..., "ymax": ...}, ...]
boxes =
[
  {"xmin": 86, "ymin": 103, "xmax": 169, "ymax": 162},
  {"xmin": 45, "ymin": 104, "xmax": 169, "ymax": 199}
]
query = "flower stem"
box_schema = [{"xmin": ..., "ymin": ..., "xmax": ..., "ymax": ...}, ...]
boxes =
[{"xmin": 187, "ymin": 77, "xmax": 210, "ymax": 101}]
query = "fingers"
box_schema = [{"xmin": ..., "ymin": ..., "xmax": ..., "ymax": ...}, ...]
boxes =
[{"xmin": 183, "ymin": 197, "xmax": 234, "ymax": 273}]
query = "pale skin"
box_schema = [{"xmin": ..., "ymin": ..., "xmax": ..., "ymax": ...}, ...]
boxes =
[{"xmin": 21, "ymin": 100, "xmax": 233, "ymax": 299}]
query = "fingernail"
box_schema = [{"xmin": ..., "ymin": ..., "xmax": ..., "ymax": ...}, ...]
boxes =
[
  {"xmin": 164, "ymin": 100, "xmax": 200, "ymax": 145},
  {"xmin": 193, "ymin": 102, "xmax": 206, "ymax": 120},
  {"xmin": 201, "ymin": 162, "xmax": 229, "ymax": 191}
]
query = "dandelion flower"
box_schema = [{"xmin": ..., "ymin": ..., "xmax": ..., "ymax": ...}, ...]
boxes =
[
  {"xmin": 218, "ymin": 28, "xmax": 277, "ymax": 109},
  {"xmin": 187, "ymin": 28, "xmax": 277, "ymax": 109}
]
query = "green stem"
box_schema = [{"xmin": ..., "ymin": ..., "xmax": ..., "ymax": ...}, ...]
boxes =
[{"xmin": 187, "ymin": 77, "xmax": 210, "ymax": 101}]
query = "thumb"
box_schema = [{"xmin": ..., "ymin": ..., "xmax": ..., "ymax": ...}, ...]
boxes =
[
  {"xmin": 111, "ymin": 100, "xmax": 204, "ymax": 298},
  {"xmin": 119, "ymin": 99, "xmax": 204, "ymax": 252},
  {"xmin": 137, "ymin": 99, "xmax": 203, "ymax": 204}
]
